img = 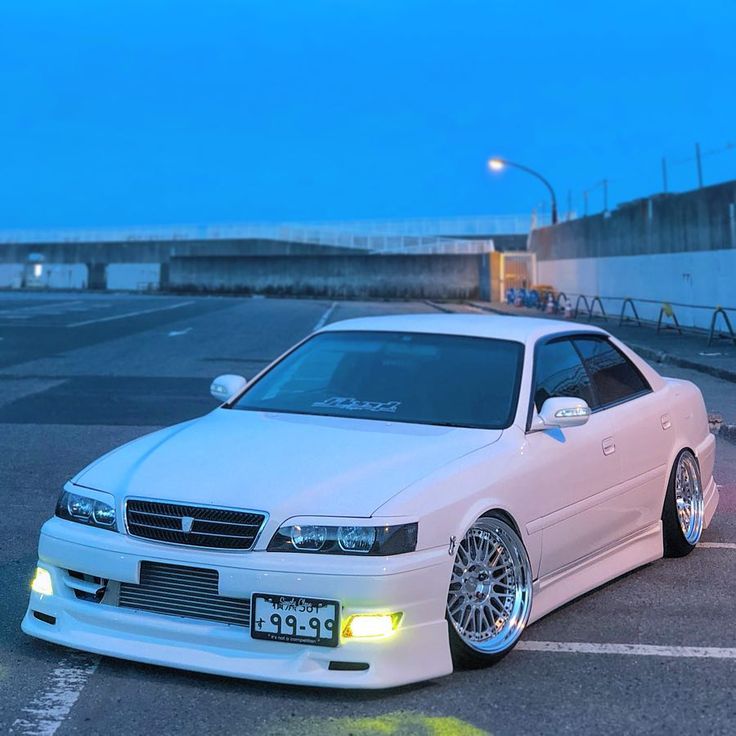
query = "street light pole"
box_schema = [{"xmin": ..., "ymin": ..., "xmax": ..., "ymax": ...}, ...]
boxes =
[{"xmin": 488, "ymin": 157, "xmax": 559, "ymax": 224}]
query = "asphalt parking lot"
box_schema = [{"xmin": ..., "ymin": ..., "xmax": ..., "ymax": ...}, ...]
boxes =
[{"xmin": 1, "ymin": 292, "xmax": 735, "ymax": 736}]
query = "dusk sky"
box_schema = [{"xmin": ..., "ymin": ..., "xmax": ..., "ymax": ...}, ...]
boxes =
[{"xmin": 1, "ymin": 0, "xmax": 734, "ymax": 229}]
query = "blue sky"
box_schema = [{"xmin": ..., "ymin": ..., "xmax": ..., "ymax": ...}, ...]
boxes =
[{"xmin": 0, "ymin": 0, "xmax": 734, "ymax": 228}]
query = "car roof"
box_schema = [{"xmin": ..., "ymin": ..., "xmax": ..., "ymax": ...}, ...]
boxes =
[{"xmin": 318, "ymin": 313, "xmax": 607, "ymax": 344}]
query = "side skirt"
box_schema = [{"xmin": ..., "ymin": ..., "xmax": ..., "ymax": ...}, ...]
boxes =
[{"xmin": 528, "ymin": 522, "xmax": 663, "ymax": 625}]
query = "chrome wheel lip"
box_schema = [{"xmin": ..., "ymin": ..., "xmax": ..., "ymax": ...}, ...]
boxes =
[
  {"xmin": 675, "ymin": 451, "xmax": 704, "ymax": 545},
  {"xmin": 447, "ymin": 517, "xmax": 532, "ymax": 654}
]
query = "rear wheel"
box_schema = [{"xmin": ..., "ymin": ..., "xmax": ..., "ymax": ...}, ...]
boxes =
[
  {"xmin": 662, "ymin": 449, "xmax": 704, "ymax": 557},
  {"xmin": 446, "ymin": 516, "xmax": 532, "ymax": 669}
]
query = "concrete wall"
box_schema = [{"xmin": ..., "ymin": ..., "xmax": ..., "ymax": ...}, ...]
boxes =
[
  {"xmin": 106, "ymin": 263, "xmax": 161, "ymax": 291},
  {"xmin": 169, "ymin": 254, "xmax": 489, "ymax": 300},
  {"xmin": 537, "ymin": 248, "xmax": 736, "ymax": 330},
  {"xmin": 0, "ymin": 264, "xmax": 23, "ymax": 288},
  {"xmin": 528, "ymin": 179, "xmax": 736, "ymax": 330},
  {"xmin": 530, "ymin": 180, "xmax": 736, "ymax": 260}
]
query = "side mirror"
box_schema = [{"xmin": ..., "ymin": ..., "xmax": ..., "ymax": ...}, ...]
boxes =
[
  {"xmin": 531, "ymin": 397, "xmax": 591, "ymax": 431},
  {"xmin": 210, "ymin": 374, "xmax": 247, "ymax": 402}
]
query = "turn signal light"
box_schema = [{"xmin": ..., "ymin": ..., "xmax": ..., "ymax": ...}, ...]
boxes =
[
  {"xmin": 31, "ymin": 567, "xmax": 53, "ymax": 596},
  {"xmin": 343, "ymin": 612, "xmax": 402, "ymax": 639}
]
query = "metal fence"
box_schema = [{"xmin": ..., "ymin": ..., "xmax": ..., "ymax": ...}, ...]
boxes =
[{"xmin": 507, "ymin": 289, "xmax": 736, "ymax": 346}]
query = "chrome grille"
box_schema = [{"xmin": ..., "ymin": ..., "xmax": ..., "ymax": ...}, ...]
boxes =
[
  {"xmin": 118, "ymin": 562, "xmax": 250, "ymax": 627},
  {"xmin": 125, "ymin": 500, "xmax": 266, "ymax": 550}
]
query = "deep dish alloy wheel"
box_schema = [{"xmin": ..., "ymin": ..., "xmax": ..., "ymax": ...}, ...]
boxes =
[
  {"xmin": 663, "ymin": 449, "xmax": 704, "ymax": 557},
  {"xmin": 447, "ymin": 516, "xmax": 532, "ymax": 667},
  {"xmin": 675, "ymin": 450, "xmax": 704, "ymax": 544}
]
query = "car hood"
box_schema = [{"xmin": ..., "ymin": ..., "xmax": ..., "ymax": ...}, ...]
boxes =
[{"xmin": 74, "ymin": 408, "xmax": 501, "ymax": 520}]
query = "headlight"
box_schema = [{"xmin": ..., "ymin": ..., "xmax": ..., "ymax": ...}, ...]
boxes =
[
  {"xmin": 55, "ymin": 490, "xmax": 117, "ymax": 531},
  {"xmin": 268, "ymin": 522, "xmax": 417, "ymax": 556}
]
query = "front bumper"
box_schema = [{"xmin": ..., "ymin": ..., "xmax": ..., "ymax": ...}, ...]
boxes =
[{"xmin": 22, "ymin": 518, "xmax": 453, "ymax": 689}]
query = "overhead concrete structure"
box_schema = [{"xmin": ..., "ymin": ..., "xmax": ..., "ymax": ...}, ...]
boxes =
[{"xmin": 0, "ymin": 215, "xmax": 530, "ymax": 296}]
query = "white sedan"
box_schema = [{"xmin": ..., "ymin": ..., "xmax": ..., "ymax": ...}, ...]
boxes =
[{"xmin": 22, "ymin": 314, "xmax": 718, "ymax": 688}]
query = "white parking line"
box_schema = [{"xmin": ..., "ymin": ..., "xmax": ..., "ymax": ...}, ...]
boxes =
[
  {"xmin": 516, "ymin": 640, "xmax": 736, "ymax": 659},
  {"xmin": 313, "ymin": 301, "xmax": 338, "ymax": 331},
  {"xmin": 699, "ymin": 541, "xmax": 736, "ymax": 550},
  {"xmin": 67, "ymin": 301, "xmax": 194, "ymax": 328},
  {"xmin": 11, "ymin": 653, "xmax": 99, "ymax": 736},
  {"xmin": 0, "ymin": 299, "xmax": 83, "ymax": 314}
]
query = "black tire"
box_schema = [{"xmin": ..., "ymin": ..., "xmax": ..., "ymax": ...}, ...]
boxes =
[
  {"xmin": 662, "ymin": 449, "xmax": 704, "ymax": 558},
  {"xmin": 446, "ymin": 515, "xmax": 533, "ymax": 669}
]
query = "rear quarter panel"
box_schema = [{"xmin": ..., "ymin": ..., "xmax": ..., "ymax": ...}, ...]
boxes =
[{"xmin": 663, "ymin": 377, "xmax": 715, "ymax": 485}]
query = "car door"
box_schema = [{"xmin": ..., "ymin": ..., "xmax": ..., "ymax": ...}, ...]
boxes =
[
  {"xmin": 523, "ymin": 336, "xmax": 622, "ymax": 577},
  {"xmin": 572, "ymin": 335, "xmax": 670, "ymax": 536}
]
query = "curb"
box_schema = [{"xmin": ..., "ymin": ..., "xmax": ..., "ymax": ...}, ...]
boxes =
[
  {"xmin": 423, "ymin": 300, "xmax": 456, "ymax": 314},
  {"xmin": 628, "ymin": 343, "xmax": 736, "ymax": 385}
]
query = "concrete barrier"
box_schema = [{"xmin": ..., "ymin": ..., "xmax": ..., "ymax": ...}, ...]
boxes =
[
  {"xmin": 106, "ymin": 263, "xmax": 161, "ymax": 291},
  {"xmin": 169, "ymin": 253, "xmax": 490, "ymax": 300},
  {"xmin": 0, "ymin": 264, "xmax": 23, "ymax": 288}
]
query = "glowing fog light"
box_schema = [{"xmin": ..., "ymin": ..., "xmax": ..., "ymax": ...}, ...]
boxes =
[
  {"xmin": 31, "ymin": 567, "xmax": 53, "ymax": 596},
  {"xmin": 343, "ymin": 612, "xmax": 402, "ymax": 639}
]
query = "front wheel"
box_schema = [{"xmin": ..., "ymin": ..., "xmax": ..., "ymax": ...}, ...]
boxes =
[
  {"xmin": 446, "ymin": 515, "xmax": 533, "ymax": 669},
  {"xmin": 662, "ymin": 449, "xmax": 704, "ymax": 557}
]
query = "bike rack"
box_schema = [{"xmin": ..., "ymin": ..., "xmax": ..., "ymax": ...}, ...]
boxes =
[
  {"xmin": 618, "ymin": 298, "xmax": 641, "ymax": 327},
  {"xmin": 574, "ymin": 294, "xmax": 590, "ymax": 319},
  {"xmin": 656, "ymin": 303, "xmax": 682, "ymax": 335},
  {"xmin": 588, "ymin": 296, "xmax": 608, "ymax": 322},
  {"xmin": 554, "ymin": 292, "xmax": 568, "ymax": 313},
  {"xmin": 708, "ymin": 307, "xmax": 736, "ymax": 346}
]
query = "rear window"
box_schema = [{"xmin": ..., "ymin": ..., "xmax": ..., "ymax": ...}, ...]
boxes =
[
  {"xmin": 573, "ymin": 337, "xmax": 651, "ymax": 408},
  {"xmin": 233, "ymin": 331, "xmax": 524, "ymax": 429}
]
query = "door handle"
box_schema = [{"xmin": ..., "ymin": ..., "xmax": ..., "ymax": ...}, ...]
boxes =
[{"xmin": 602, "ymin": 437, "xmax": 616, "ymax": 456}]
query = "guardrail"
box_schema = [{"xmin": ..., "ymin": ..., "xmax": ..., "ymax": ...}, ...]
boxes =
[{"xmin": 504, "ymin": 288, "xmax": 736, "ymax": 346}]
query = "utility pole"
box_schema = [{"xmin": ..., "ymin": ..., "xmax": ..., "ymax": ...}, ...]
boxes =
[
  {"xmin": 583, "ymin": 190, "xmax": 589, "ymax": 216},
  {"xmin": 602, "ymin": 179, "xmax": 609, "ymax": 214},
  {"xmin": 567, "ymin": 189, "xmax": 573, "ymax": 221},
  {"xmin": 661, "ymin": 157, "xmax": 668, "ymax": 193},
  {"xmin": 695, "ymin": 143, "xmax": 704, "ymax": 188}
]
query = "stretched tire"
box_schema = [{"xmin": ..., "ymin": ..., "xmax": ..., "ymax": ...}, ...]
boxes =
[
  {"xmin": 662, "ymin": 449, "xmax": 704, "ymax": 558},
  {"xmin": 446, "ymin": 515, "xmax": 532, "ymax": 669}
]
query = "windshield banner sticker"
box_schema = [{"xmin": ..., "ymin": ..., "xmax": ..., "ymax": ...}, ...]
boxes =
[{"xmin": 312, "ymin": 396, "xmax": 401, "ymax": 414}]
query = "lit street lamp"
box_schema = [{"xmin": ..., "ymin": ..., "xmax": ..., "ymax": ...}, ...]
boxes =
[{"xmin": 487, "ymin": 157, "xmax": 559, "ymax": 225}]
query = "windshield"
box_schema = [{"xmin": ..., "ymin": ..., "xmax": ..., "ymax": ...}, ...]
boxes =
[{"xmin": 233, "ymin": 331, "xmax": 524, "ymax": 430}]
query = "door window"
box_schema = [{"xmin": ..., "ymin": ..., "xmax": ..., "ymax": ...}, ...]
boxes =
[{"xmin": 533, "ymin": 339, "xmax": 594, "ymax": 411}]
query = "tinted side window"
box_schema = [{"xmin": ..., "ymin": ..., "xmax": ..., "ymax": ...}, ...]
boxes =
[
  {"xmin": 533, "ymin": 339, "xmax": 595, "ymax": 411},
  {"xmin": 573, "ymin": 337, "xmax": 650, "ymax": 407}
]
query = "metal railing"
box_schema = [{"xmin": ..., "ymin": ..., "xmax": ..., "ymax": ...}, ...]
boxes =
[
  {"xmin": 506, "ymin": 289, "xmax": 736, "ymax": 346},
  {"xmin": 0, "ymin": 214, "xmax": 538, "ymax": 252}
]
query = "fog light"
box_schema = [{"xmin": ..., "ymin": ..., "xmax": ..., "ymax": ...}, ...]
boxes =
[
  {"xmin": 31, "ymin": 567, "xmax": 53, "ymax": 596},
  {"xmin": 343, "ymin": 612, "xmax": 402, "ymax": 639}
]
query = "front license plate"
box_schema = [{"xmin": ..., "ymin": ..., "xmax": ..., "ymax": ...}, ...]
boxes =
[{"xmin": 250, "ymin": 593, "xmax": 340, "ymax": 647}]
